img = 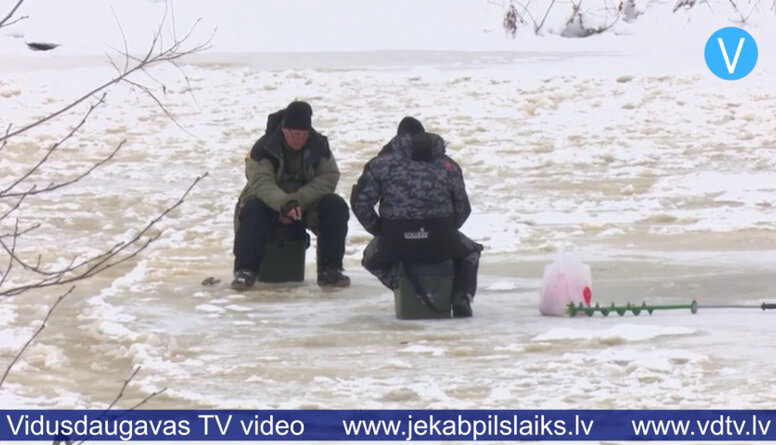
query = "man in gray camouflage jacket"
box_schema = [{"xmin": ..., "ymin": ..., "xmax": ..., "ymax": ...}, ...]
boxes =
[{"xmin": 350, "ymin": 117, "xmax": 483, "ymax": 317}]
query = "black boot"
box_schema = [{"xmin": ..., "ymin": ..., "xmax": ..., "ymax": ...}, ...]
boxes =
[
  {"xmin": 314, "ymin": 194, "xmax": 350, "ymax": 288},
  {"xmin": 231, "ymin": 270, "xmax": 257, "ymax": 291},
  {"xmin": 452, "ymin": 293, "xmax": 473, "ymax": 318},
  {"xmin": 317, "ymin": 269, "xmax": 351, "ymax": 288}
]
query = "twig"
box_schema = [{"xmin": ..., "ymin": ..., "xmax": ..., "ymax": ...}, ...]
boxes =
[
  {"xmin": 110, "ymin": 7, "xmax": 130, "ymax": 74},
  {"xmin": 0, "ymin": 22, "xmax": 212, "ymax": 144},
  {"xmin": 0, "ymin": 190, "xmax": 31, "ymax": 221},
  {"xmin": 0, "ymin": 13, "xmax": 26, "ymax": 28},
  {"xmin": 168, "ymin": 60, "xmax": 201, "ymax": 109},
  {"xmin": 0, "ymin": 94, "xmax": 108, "ymax": 197},
  {"xmin": 124, "ymin": 78, "xmax": 190, "ymax": 135},
  {"xmin": 0, "ymin": 174, "xmax": 207, "ymax": 297},
  {"xmin": 0, "ymin": 219, "xmax": 19, "ymax": 289},
  {"xmin": 105, "ymin": 367, "xmax": 141, "ymax": 412},
  {"xmin": 0, "ymin": 123, "xmax": 11, "ymax": 152},
  {"xmin": 0, "ymin": 287, "xmax": 72, "ymax": 390},
  {"xmin": 170, "ymin": 0, "xmax": 178, "ymax": 42},
  {"xmin": 70, "ymin": 367, "xmax": 167, "ymax": 445},
  {"xmin": 125, "ymin": 387, "xmax": 167, "ymax": 411},
  {"xmin": 0, "ymin": 227, "xmax": 70, "ymax": 276},
  {"xmin": 726, "ymin": 0, "xmax": 747, "ymax": 23},
  {"xmin": 73, "ymin": 173, "xmax": 206, "ymax": 277},
  {"xmin": 536, "ymin": 0, "xmax": 558, "ymax": 32},
  {"xmin": 3, "ymin": 141, "xmax": 124, "ymax": 198},
  {"xmin": 0, "ymin": 0, "xmax": 26, "ymax": 29},
  {"xmin": 516, "ymin": 1, "xmax": 538, "ymax": 27},
  {"xmin": 0, "ymin": 222, "xmax": 40, "ymax": 240}
]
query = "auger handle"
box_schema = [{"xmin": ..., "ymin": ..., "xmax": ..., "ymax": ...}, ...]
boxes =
[{"xmin": 761, "ymin": 303, "xmax": 776, "ymax": 311}]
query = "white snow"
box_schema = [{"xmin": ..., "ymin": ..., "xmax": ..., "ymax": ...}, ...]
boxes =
[{"xmin": 1, "ymin": 0, "xmax": 776, "ymax": 413}]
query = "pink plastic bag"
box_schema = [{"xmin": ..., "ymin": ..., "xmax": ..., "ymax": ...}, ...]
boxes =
[{"xmin": 539, "ymin": 249, "xmax": 593, "ymax": 316}]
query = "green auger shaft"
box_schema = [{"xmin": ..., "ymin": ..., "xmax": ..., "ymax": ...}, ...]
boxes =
[
  {"xmin": 567, "ymin": 301, "xmax": 776, "ymax": 317},
  {"xmin": 567, "ymin": 300, "xmax": 699, "ymax": 317}
]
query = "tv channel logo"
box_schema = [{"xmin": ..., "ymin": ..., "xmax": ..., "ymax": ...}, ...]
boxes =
[{"xmin": 705, "ymin": 27, "xmax": 758, "ymax": 80}]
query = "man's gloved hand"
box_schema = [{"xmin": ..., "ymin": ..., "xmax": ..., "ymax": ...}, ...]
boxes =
[{"xmin": 280, "ymin": 200, "xmax": 302, "ymax": 221}]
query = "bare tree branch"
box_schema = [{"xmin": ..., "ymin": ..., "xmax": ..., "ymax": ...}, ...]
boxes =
[
  {"xmin": 125, "ymin": 386, "xmax": 167, "ymax": 411},
  {"xmin": 501, "ymin": 0, "xmax": 542, "ymax": 37},
  {"xmin": 3, "ymin": 141, "xmax": 124, "ymax": 198},
  {"xmin": 169, "ymin": 59, "xmax": 202, "ymax": 109},
  {"xmin": 0, "ymin": 173, "xmax": 207, "ymax": 297},
  {"xmin": 0, "ymin": 190, "xmax": 32, "ymax": 222},
  {"xmin": 105, "ymin": 367, "xmax": 141, "ymax": 412},
  {"xmin": 124, "ymin": 78, "xmax": 189, "ymax": 134},
  {"xmin": 0, "ymin": 14, "xmax": 26, "ymax": 28},
  {"xmin": 0, "ymin": 0, "xmax": 211, "ymax": 417},
  {"xmin": 0, "ymin": 219, "xmax": 18, "ymax": 289},
  {"xmin": 0, "ymin": 222, "xmax": 40, "ymax": 240},
  {"xmin": 0, "ymin": 123, "xmax": 11, "ymax": 153},
  {"xmin": 69, "ymin": 367, "xmax": 168, "ymax": 445},
  {"xmin": 0, "ymin": 287, "xmax": 72, "ymax": 390},
  {"xmin": 169, "ymin": 0, "xmax": 178, "ymax": 42},
  {"xmin": 0, "ymin": 0, "xmax": 26, "ymax": 29},
  {"xmin": 537, "ymin": 0, "xmax": 558, "ymax": 32},
  {"xmin": 0, "ymin": 93, "xmax": 109, "ymax": 197},
  {"xmin": 0, "ymin": 18, "xmax": 212, "ymax": 144},
  {"xmin": 0, "ymin": 230, "xmax": 72, "ymax": 276},
  {"xmin": 726, "ymin": 0, "xmax": 748, "ymax": 22},
  {"xmin": 109, "ymin": 7, "xmax": 130, "ymax": 74}
]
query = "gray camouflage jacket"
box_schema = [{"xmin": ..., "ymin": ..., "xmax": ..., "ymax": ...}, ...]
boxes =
[{"xmin": 350, "ymin": 133, "xmax": 471, "ymax": 236}]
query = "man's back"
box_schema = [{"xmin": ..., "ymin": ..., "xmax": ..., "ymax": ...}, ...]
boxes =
[
  {"xmin": 351, "ymin": 128, "xmax": 482, "ymax": 317},
  {"xmin": 351, "ymin": 132, "xmax": 470, "ymax": 234}
]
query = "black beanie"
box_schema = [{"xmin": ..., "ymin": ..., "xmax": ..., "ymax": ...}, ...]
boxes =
[
  {"xmin": 397, "ymin": 116, "xmax": 425, "ymax": 136},
  {"xmin": 283, "ymin": 101, "xmax": 313, "ymax": 130}
]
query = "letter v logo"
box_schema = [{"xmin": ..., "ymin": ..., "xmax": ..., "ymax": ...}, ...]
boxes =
[
  {"xmin": 705, "ymin": 27, "xmax": 758, "ymax": 80},
  {"xmin": 718, "ymin": 37, "xmax": 744, "ymax": 73}
]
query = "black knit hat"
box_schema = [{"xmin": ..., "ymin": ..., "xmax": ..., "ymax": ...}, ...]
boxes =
[
  {"xmin": 397, "ymin": 116, "xmax": 425, "ymax": 136},
  {"xmin": 283, "ymin": 101, "xmax": 313, "ymax": 130}
]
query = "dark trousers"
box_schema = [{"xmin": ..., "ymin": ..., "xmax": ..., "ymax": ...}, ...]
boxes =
[
  {"xmin": 362, "ymin": 232, "xmax": 482, "ymax": 300},
  {"xmin": 234, "ymin": 194, "xmax": 349, "ymax": 274}
]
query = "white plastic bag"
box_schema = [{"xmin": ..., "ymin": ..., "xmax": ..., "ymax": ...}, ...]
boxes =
[{"xmin": 539, "ymin": 249, "xmax": 593, "ymax": 316}]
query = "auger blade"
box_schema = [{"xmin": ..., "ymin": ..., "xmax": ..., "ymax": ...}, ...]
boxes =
[{"xmin": 566, "ymin": 301, "xmax": 696, "ymax": 317}]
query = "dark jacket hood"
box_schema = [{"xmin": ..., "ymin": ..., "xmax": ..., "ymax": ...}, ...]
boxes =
[{"xmin": 384, "ymin": 132, "xmax": 446, "ymax": 160}]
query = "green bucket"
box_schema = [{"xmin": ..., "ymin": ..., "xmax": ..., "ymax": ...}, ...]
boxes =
[
  {"xmin": 393, "ymin": 261, "xmax": 453, "ymax": 320},
  {"xmin": 258, "ymin": 238, "xmax": 306, "ymax": 283}
]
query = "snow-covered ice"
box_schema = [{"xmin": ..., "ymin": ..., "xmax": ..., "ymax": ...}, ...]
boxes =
[{"xmin": 1, "ymin": 0, "xmax": 776, "ymax": 417}]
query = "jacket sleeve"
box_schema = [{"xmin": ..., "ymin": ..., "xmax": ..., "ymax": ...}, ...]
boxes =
[
  {"xmin": 447, "ymin": 157, "xmax": 471, "ymax": 228},
  {"xmin": 294, "ymin": 151, "xmax": 340, "ymax": 210},
  {"xmin": 245, "ymin": 157, "xmax": 288, "ymax": 212},
  {"xmin": 350, "ymin": 161, "xmax": 381, "ymax": 236}
]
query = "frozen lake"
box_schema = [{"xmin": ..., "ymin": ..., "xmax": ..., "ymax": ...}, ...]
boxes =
[{"xmin": 1, "ymin": 48, "xmax": 776, "ymax": 415}]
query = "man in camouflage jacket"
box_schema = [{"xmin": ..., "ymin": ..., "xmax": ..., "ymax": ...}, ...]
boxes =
[
  {"xmin": 350, "ymin": 117, "xmax": 483, "ymax": 316},
  {"xmin": 232, "ymin": 101, "xmax": 350, "ymax": 290}
]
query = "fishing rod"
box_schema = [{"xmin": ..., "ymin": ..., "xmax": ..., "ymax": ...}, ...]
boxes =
[{"xmin": 566, "ymin": 300, "xmax": 776, "ymax": 317}]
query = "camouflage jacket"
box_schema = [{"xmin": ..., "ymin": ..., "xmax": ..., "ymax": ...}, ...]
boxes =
[{"xmin": 350, "ymin": 132, "xmax": 471, "ymax": 236}]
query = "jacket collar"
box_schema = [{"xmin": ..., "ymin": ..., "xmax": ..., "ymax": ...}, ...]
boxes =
[{"xmin": 259, "ymin": 127, "xmax": 328, "ymax": 165}]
